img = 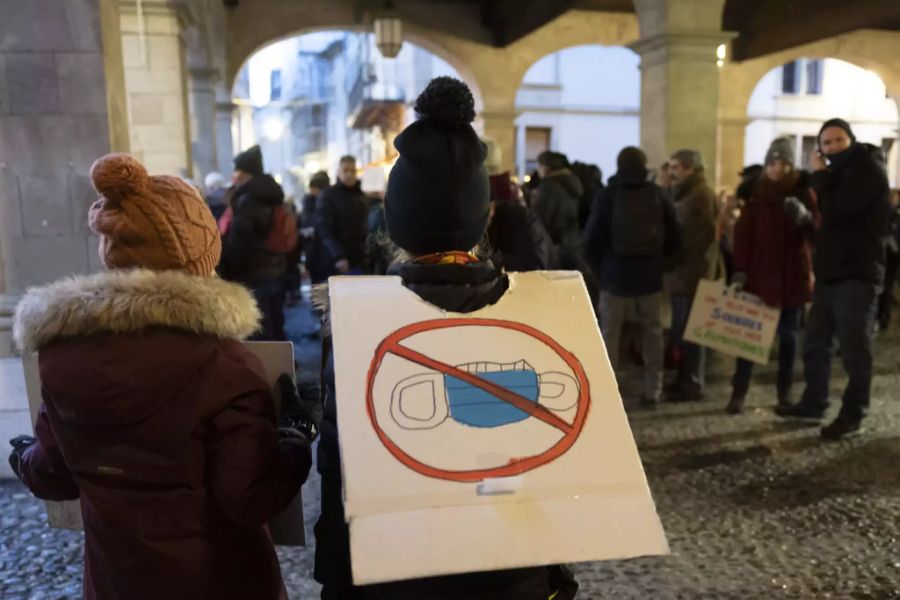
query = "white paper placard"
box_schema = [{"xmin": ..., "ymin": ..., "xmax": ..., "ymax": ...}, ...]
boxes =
[
  {"xmin": 329, "ymin": 271, "xmax": 668, "ymax": 585},
  {"xmin": 22, "ymin": 342, "xmax": 302, "ymax": 544},
  {"xmin": 683, "ymin": 279, "xmax": 781, "ymax": 365}
]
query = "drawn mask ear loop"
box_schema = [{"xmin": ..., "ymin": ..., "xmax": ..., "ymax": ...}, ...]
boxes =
[{"xmin": 537, "ymin": 372, "xmax": 579, "ymax": 411}]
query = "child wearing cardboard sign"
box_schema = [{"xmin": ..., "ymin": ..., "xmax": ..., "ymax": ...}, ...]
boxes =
[{"xmin": 313, "ymin": 78, "xmax": 579, "ymax": 599}]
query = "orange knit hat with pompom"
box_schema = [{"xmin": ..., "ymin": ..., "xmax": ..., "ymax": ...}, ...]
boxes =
[{"xmin": 88, "ymin": 154, "xmax": 221, "ymax": 276}]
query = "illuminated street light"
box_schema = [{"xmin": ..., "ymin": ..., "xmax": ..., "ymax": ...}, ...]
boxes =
[
  {"xmin": 374, "ymin": 1, "xmax": 402, "ymax": 58},
  {"xmin": 716, "ymin": 43, "xmax": 727, "ymax": 68}
]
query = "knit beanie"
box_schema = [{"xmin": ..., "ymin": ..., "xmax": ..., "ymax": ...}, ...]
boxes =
[
  {"xmin": 818, "ymin": 118, "xmax": 856, "ymax": 145},
  {"xmin": 385, "ymin": 77, "xmax": 489, "ymax": 255},
  {"xmin": 234, "ymin": 145, "xmax": 264, "ymax": 177},
  {"xmin": 765, "ymin": 136, "xmax": 795, "ymax": 166},
  {"xmin": 88, "ymin": 153, "xmax": 221, "ymax": 276}
]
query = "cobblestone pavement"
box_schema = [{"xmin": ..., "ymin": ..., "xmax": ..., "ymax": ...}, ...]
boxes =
[{"xmin": 2, "ymin": 299, "xmax": 899, "ymax": 599}]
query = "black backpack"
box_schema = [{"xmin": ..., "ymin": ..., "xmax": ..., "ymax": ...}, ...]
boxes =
[{"xmin": 611, "ymin": 185, "xmax": 664, "ymax": 257}]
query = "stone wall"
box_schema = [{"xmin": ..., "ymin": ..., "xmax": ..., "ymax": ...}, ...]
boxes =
[
  {"xmin": 0, "ymin": 0, "xmax": 128, "ymax": 477},
  {"xmin": 0, "ymin": 0, "xmax": 128, "ymax": 296}
]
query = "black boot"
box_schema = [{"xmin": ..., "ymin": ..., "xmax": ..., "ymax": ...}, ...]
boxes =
[
  {"xmin": 821, "ymin": 415, "xmax": 863, "ymax": 440},
  {"xmin": 726, "ymin": 393, "xmax": 745, "ymax": 414},
  {"xmin": 776, "ymin": 384, "xmax": 792, "ymax": 409}
]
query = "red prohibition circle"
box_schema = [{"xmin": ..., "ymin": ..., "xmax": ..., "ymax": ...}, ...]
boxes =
[{"xmin": 365, "ymin": 318, "xmax": 591, "ymax": 482}]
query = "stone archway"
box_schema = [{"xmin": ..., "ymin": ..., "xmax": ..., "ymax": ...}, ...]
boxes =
[
  {"xmin": 224, "ymin": 2, "xmax": 639, "ymax": 173},
  {"xmin": 718, "ymin": 29, "xmax": 900, "ymax": 189}
]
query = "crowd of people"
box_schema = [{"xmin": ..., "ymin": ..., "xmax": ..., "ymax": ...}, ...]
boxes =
[{"xmin": 7, "ymin": 75, "xmax": 899, "ymax": 599}]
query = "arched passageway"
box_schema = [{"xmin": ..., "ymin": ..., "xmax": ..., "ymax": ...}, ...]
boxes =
[
  {"xmin": 231, "ymin": 30, "xmax": 470, "ymax": 198},
  {"xmin": 515, "ymin": 45, "xmax": 641, "ymax": 182},
  {"xmin": 743, "ymin": 57, "xmax": 898, "ymax": 185}
]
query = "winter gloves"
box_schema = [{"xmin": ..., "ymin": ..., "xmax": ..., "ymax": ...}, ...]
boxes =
[
  {"xmin": 8, "ymin": 435, "xmax": 37, "ymax": 480},
  {"xmin": 276, "ymin": 374, "xmax": 323, "ymax": 447},
  {"xmin": 784, "ymin": 196, "xmax": 813, "ymax": 226}
]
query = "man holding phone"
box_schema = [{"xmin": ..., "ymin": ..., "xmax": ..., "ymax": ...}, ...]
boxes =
[{"xmin": 776, "ymin": 118, "xmax": 891, "ymax": 439}]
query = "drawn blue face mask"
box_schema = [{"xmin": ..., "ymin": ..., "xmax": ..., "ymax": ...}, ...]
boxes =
[{"xmin": 390, "ymin": 361, "xmax": 577, "ymax": 430}]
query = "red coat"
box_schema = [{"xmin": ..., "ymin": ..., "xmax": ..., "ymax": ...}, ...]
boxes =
[
  {"xmin": 732, "ymin": 172, "xmax": 818, "ymax": 308},
  {"xmin": 13, "ymin": 270, "xmax": 310, "ymax": 600}
]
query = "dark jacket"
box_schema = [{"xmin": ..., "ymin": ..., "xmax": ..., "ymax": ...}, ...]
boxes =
[
  {"xmin": 314, "ymin": 260, "xmax": 574, "ymax": 599},
  {"xmin": 219, "ymin": 174, "xmax": 287, "ymax": 284},
  {"xmin": 315, "ymin": 181, "xmax": 369, "ymax": 273},
  {"xmin": 584, "ymin": 170, "xmax": 681, "ymax": 297},
  {"xmin": 301, "ymin": 192, "xmax": 331, "ymax": 284},
  {"xmin": 533, "ymin": 169, "xmax": 584, "ymax": 253},
  {"xmin": 733, "ymin": 171, "xmax": 818, "ymax": 307},
  {"xmin": 665, "ymin": 172, "xmax": 721, "ymax": 295},
  {"xmin": 206, "ymin": 187, "xmax": 228, "ymax": 221},
  {"xmin": 12, "ymin": 270, "xmax": 310, "ymax": 600},
  {"xmin": 488, "ymin": 202, "xmax": 558, "ymax": 272},
  {"xmin": 810, "ymin": 142, "xmax": 891, "ymax": 285}
]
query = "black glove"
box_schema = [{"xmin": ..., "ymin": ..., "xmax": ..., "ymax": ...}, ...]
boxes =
[
  {"xmin": 8, "ymin": 435, "xmax": 37, "ymax": 480},
  {"xmin": 784, "ymin": 196, "xmax": 812, "ymax": 226},
  {"xmin": 276, "ymin": 374, "xmax": 323, "ymax": 444}
]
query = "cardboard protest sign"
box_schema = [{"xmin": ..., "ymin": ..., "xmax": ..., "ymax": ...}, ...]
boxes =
[
  {"xmin": 683, "ymin": 279, "xmax": 780, "ymax": 364},
  {"xmin": 329, "ymin": 271, "xmax": 668, "ymax": 585},
  {"xmin": 22, "ymin": 342, "xmax": 303, "ymax": 544}
]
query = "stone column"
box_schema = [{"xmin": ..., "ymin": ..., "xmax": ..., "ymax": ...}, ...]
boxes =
[
  {"xmin": 216, "ymin": 100, "xmax": 236, "ymax": 176},
  {"xmin": 0, "ymin": 0, "xmax": 128, "ymax": 297},
  {"xmin": 717, "ymin": 116, "xmax": 749, "ymax": 191},
  {"xmin": 631, "ymin": 0, "xmax": 733, "ymax": 183},
  {"xmin": 476, "ymin": 109, "xmax": 518, "ymax": 175},
  {"xmin": 188, "ymin": 67, "xmax": 219, "ymax": 181},
  {"xmin": 0, "ymin": 0, "xmax": 128, "ymax": 474},
  {"xmin": 119, "ymin": 0, "xmax": 193, "ymax": 177}
]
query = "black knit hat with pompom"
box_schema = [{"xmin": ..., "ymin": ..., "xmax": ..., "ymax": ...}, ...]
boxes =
[{"xmin": 385, "ymin": 77, "xmax": 489, "ymax": 255}]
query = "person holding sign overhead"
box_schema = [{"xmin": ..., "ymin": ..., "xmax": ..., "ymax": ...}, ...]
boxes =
[
  {"xmin": 726, "ymin": 137, "xmax": 819, "ymax": 414},
  {"xmin": 313, "ymin": 77, "xmax": 578, "ymax": 600}
]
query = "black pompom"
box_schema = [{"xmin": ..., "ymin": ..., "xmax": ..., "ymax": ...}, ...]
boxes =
[{"xmin": 414, "ymin": 76, "xmax": 476, "ymax": 126}]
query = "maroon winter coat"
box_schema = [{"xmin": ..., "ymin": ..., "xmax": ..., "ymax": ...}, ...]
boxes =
[
  {"xmin": 732, "ymin": 171, "xmax": 819, "ymax": 308},
  {"xmin": 12, "ymin": 269, "xmax": 310, "ymax": 600}
]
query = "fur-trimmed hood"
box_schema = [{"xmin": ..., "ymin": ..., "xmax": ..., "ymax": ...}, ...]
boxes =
[{"xmin": 13, "ymin": 269, "xmax": 260, "ymax": 353}]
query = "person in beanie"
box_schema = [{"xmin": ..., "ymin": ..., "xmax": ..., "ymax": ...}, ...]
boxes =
[
  {"xmin": 726, "ymin": 137, "xmax": 819, "ymax": 414},
  {"xmin": 776, "ymin": 118, "xmax": 891, "ymax": 439},
  {"xmin": 313, "ymin": 77, "xmax": 577, "ymax": 600},
  {"xmin": 8, "ymin": 154, "xmax": 320, "ymax": 600},
  {"xmin": 219, "ymin": 145, "xmax": 291, "ymax": 340},
  {"xmin": 665, "ymin": 149, "xmax": 721, "ymax": 402},
  {"xmin": 585, "ymin": 146, "xmax": 681, "ymax": 409}
]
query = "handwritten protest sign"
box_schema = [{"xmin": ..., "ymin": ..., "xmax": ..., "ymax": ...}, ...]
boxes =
[
  {"xmin": 330, "ymin": 271, "xmax": 668, "ymax": 585},
  {"xmin": 684, "ymin": 279, "xmax": 780, "ymax": 364}
]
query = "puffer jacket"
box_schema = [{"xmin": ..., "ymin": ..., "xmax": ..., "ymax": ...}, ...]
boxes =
[
  {"xmin": 533, "ymin": 169, "xmax": 584, "ymax": 253},
  {"xmin": 12, "ymin": 269, "xmax": 310, "ymax": 600},
  {"xmin": 313, "ymin": 260, "xmax": 577, "ymax": 600},
  {"xmin": 219, "ymin": 174, "xmax": 287, "ymax": 284}
]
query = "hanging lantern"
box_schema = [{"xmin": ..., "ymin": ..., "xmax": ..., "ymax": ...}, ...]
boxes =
[{"xmin": 374, "ymin": 11, "xmax": 403, "ymax": 59}]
